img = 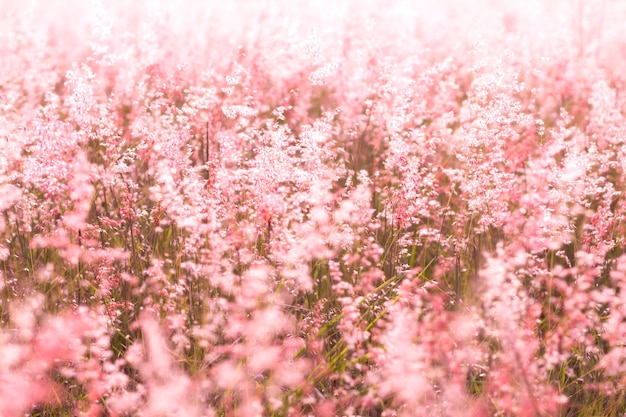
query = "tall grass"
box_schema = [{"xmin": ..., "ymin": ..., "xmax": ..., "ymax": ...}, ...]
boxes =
[{"xmin": 1, "ymin": 0, "xmax": 626, "ymax": 415}]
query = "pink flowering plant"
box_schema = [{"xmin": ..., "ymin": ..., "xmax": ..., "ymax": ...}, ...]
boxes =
[{"xmin": 2, "ymin": 0, "xmax": 626, "ymax": 415}]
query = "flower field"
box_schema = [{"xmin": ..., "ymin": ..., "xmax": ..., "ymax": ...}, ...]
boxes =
[{"xmin": 2, "ymin": 0, "xmax": 626, "ymax": 415}]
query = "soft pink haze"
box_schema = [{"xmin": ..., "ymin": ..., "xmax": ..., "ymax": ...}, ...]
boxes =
[{"xmin": 1, "ymin": 0, "xmax": 625, "ymax": 416}]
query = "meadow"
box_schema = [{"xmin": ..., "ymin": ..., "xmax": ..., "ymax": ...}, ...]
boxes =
[{"xmin": 1, "ymin": 0, "xmax": 626, "ymax": 415}]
